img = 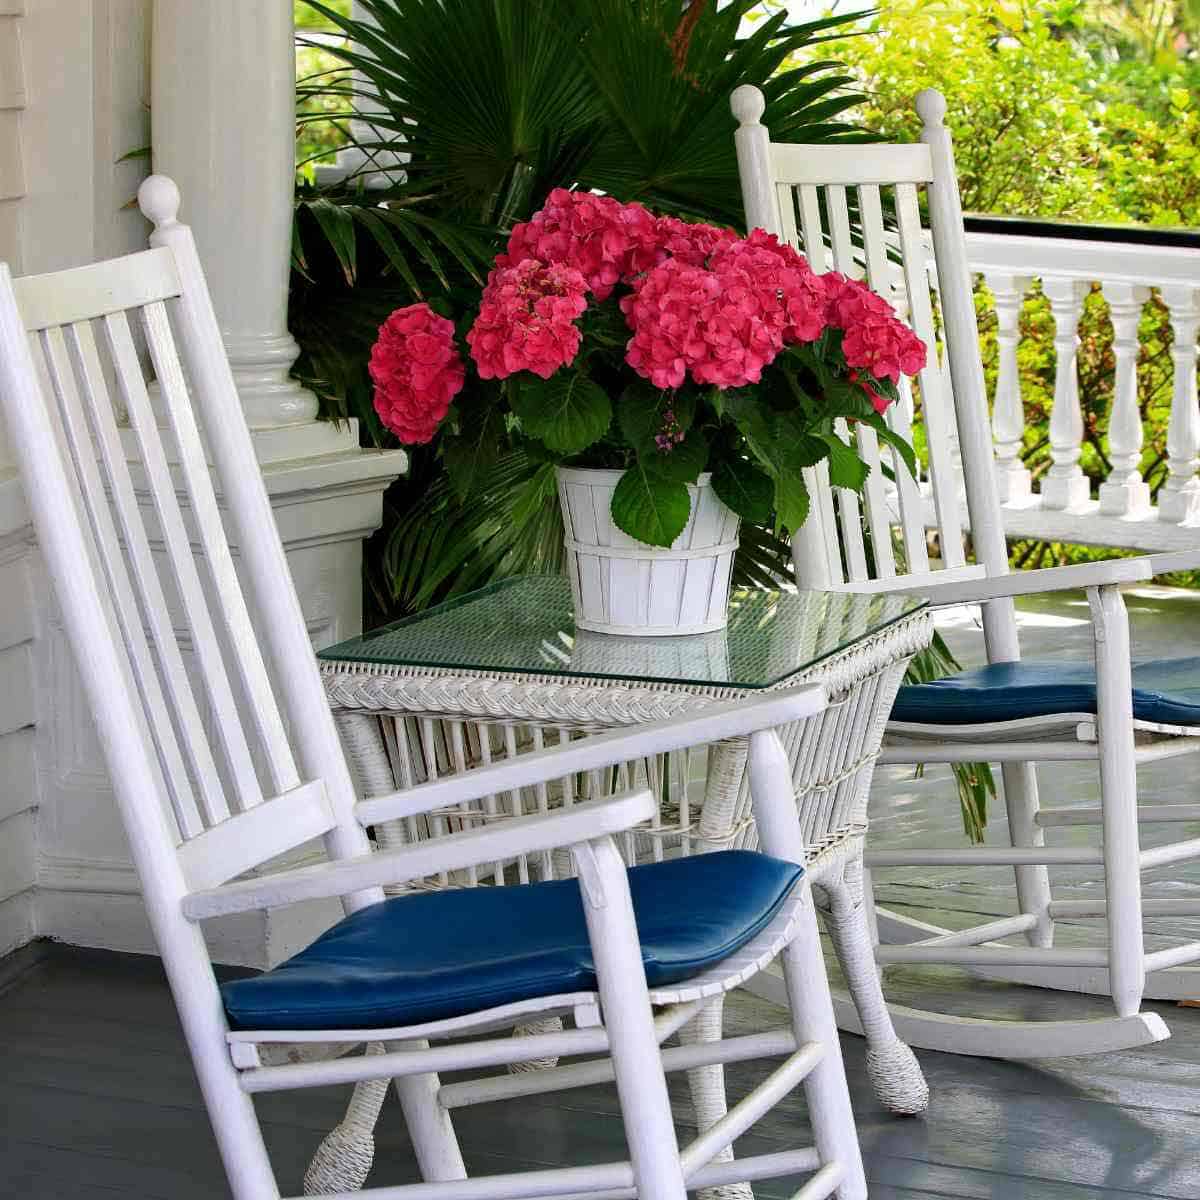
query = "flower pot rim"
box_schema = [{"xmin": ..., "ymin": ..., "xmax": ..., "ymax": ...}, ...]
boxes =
[{"xmin": 556, "ymin": 465, "xmax": 714, "ymax": 487}]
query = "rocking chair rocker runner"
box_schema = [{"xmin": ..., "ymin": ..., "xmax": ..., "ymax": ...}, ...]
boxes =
[
  {"xmin": 0, "ymin": 174, "xmax": 868, "ymax": 1200},
  {"xmin": 733, "ymin": 83, "xmax": 1200, "ymax": 1058}
]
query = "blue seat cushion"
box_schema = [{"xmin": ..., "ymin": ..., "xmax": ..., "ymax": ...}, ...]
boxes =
[
  {"xmin": 220, "ymin": 850, "xmax": 803, "ymax": 1032},
  {"xmin": 893, "ymin": 657, "xmax": 1200, "ymax": 727}
]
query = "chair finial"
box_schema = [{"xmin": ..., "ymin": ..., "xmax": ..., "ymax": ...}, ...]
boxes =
[
  {"xmin": 731, "ymin": 85, "xmax": 766, "ymax": 126},
  {"xmin": 915, "ymin": 89, "xmax": 947, "ymax": 129},
  {"xmin": 138, "ymin": 175, "xmax": 182, "ymax": 230}
]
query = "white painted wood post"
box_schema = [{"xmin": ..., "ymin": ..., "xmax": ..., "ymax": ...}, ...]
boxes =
[
  {"xmin": 574, "ymin": 836, "xmax": 688, "ymax": 1200},
  {"xmin": 985, "ymin": 272, "xmax": 1033, "ymax": 503},
  {"xmin": 1040, "ymin": 277, "xmax": 1091, "ymax": 511},
  {"xmin": 731, "ymin": 86, "xmax": 780, "ymax": 237},
  {"xmin": 748, "ymin": 729, "xmax": 867, "ymax": 1200},
  {"xmin": 1087, "ymin": 585, "xmax": 1145, "ymax": 1019},
  {"xmin": 1158, "ymin": 284, "xmax": 1200, "ymax": 524},
  {"xmin": 918, "ymin": 90, "xmax": 1021, "ymax": 662},
  {"xmin": 1098, "ymin": 282, "xmax": 1152, "ymax": 518},
  {"xmin": 151, "ymin": 0, "xmax": 316, "ymax": 430}
]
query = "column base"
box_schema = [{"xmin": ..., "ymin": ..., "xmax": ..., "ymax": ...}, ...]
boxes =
[
  {"xmin": 1040, "ymin": 472, "xmax": 1091, "ymax": 512},
  {"xmin": 995, "ymin": 462, "xmax": 1033, "ymax": 506},
  {"xmin": 1098, "ymin": 478, "xmax": 1152, "ymax": 519},
  {"xmin": 1158, "ymin": 483, "xmax": 1200, "ymax": 525}
]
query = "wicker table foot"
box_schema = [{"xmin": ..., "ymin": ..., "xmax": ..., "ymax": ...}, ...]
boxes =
[{"xmin": 303, "ymin": 1045, "xmax": 388, "ymax": 1195}]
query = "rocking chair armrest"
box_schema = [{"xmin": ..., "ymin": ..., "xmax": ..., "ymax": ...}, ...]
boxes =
[
  {"xmin": 910, "ymin": 553, "xmax": 1185, "ymax": 608},
  {"xmin": 352, "ymin": 682, "xmax": 827, "ymax": 829},
  {"xmin": 181, "ymin": 790, "xmax": 657, "ymax": 921}
]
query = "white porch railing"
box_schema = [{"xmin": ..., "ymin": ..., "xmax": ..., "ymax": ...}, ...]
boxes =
[{"xmin": 963, "ymin": 216, "xmax": 1200, "ymax": 553}]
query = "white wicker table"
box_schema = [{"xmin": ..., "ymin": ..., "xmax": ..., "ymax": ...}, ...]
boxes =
[{"xmin": 310, "ymin": 576, "xmax": 932, "ymax": 1196}]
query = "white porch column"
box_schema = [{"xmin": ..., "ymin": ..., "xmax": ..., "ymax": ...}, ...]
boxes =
[{"xmin": 151, "ymin": 0, "xmax": 348, "ymax": 459}]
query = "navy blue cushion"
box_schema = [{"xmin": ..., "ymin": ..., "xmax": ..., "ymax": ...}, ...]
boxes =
[
  {"xmin": 893, "ymin": 657, "xmax": 1200, "ymax": 726},
  {"xmin": 220, "ymin": 850, "xmax": 803, "ymax": 1032}
]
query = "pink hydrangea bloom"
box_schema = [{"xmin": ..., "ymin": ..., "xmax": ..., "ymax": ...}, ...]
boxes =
[
  {"xmin": 500, "ymin": 189, "xmax": 660, "ymax": 301},
  {"xmin": 710, "ymin": 229, "xmax": 827, "ymax": 345},
  {"xmin": 622, "ymin": 257, "xmax": 785, "ymax": 390},
  {"xmin": 653, "ymin": 215, "xmax": 738, "ymax": 267},
  {"xmin": 823, "ymin": 273, "xmax": 927, "ymax": 391},
  {"xmin": 466, "ymin": 258, "xmax": 588, "ymax": 380},
  {"xmin": 369, "ymin": 303, "xmax": 464, "ymax": 445}
]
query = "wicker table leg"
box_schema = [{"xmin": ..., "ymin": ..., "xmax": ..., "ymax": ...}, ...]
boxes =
[
  {"xmin": 820, "ymin": 855, "xmax": 928, "ymax": 1115},
  {"xmin": 679, "ymin": 996, "xmax": 752, "ymax": 1200},
  {"xmin": 303, "ymin": 716, "xmax": 402, "ymax": 1195}
]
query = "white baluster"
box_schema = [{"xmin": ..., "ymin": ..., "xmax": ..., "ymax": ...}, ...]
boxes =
[
  {"xmin": 1098, "ymin": 282, "xmax": 1152, "ymax": 518},
  {"xmin": 1158, "ymin": 285, "xmax": 1200, "ymax": 524},
  {"xmin": 927, "ymin": 254, "xmax": 965, "ymax": 502},
  {"xmin": 985, "ymin": 272, "xmax": 1033, "ymax": 504},
  {"xmin": 1040, "ymin": 277, "xmax": 1091, "ymax": 511}
]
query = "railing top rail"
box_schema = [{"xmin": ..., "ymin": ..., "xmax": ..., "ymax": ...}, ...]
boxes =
[
  {"xmin": 965, "ymin": 223, "xmax": 1200, "ymax": 289},
  {"xmin": 965, "ymin": 214, "xmax": 1200, "ymax": 252}
]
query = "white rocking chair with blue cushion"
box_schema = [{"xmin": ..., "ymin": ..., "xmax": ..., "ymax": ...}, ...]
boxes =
[
  {"xmin": 0, "ymin": 174, "xmax": 868, "ymax": 1200},
  {"xmin": 733, "ymin": 85, "xmax": 1200, "ymax": 1060}
]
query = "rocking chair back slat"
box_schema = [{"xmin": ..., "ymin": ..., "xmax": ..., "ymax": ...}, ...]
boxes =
[
  {"xmin": 0, "ymin": 176, "xmax": 376, "ymax": 909},
  {"xmin": 61, "ymin": 315, "xmax": 228, "ymax": 830},
  {"xmin": 893, "ymin": 181, "xmax": 968, "ymax": 569},
  {"xmin": 105, "ymin": 302, "xmax": 269, "ymax": 817},
  {"xmin": 34, "ymin": 319, "xmax": 207, "ymax": 839},
  {"xmin": 824, "ymin": 184, "xmax": 871, "ymax": 583},
  {"xmin": 139, "ymin": 298, "xmax": 301, "ymax": 799}
]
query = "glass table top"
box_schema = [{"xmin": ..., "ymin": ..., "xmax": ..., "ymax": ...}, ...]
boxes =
[{"xmin": 319, "ymin": 575, "xmax": 926, "ymax": 692}]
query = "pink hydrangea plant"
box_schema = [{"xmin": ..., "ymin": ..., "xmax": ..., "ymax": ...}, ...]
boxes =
[{"xmin": 369, "ymin": 188, "xmax": 927, "ymax": 547}]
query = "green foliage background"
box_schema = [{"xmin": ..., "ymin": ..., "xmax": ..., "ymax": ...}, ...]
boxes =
[{"xmin": 792, "ymin": 0, "xmax": 1200, "ymax": 575}]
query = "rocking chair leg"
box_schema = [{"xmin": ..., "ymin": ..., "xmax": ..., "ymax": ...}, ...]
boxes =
[
  {"xmin": 388, "ymin": 1041, "xmax": 468, "ymax": 1183},
  {"xmin": 821, "ymin": 875, "xmax": 928, "ymax": 1116},
  {"xmin": 783, "ymin": 888, "xmax": 869, "ymax": 1200},
  {"xmin": 1090, "ymin": 586, "xmax": 1147, "ymax": 1018},
  {"xmin": 999, "ymin": 761, "xmax": 1055, "ymax": 948},
  {"xmin": 577, "ymin": 835, "xmax": 687, "ymax": 1200},
  {"xmin": 679, "ymin": 995, "xmax": 752, "ymax": 1200},
  {"xmin": 749, "ymin": 730, "xmax": 866, "ymax": 1200}
]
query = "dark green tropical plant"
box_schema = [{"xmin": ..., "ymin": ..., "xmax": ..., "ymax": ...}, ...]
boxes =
[{"xmin": 293, "ymin": 0, "xmax": 867, "ymax": 606}]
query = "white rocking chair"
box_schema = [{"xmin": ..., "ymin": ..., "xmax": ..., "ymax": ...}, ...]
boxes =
[
  {"xmin": 732, "ymin": 85, "xmax": 1200, "ymax": 1059},
  {"xmin": 0, "ymin": 174, "xmax": 868, "ymax": 1200}
]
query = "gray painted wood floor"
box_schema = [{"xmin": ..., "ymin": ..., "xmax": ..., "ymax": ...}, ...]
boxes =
[
  {"xmin": 3, "ymin": 938, "xmax": 1199, "ymax": 1200},
  {"xmin": 5, "ymin": 586, "xmax": 1200, "ymax": 1199}
]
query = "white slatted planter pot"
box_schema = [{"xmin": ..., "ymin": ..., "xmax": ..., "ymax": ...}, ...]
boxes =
[{"xmin": 556, "ymin": 467, "xmax": 740, "ymax": 637}]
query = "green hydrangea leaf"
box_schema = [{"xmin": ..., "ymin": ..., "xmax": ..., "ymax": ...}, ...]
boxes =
[
  {"xmin": 616, "ymin": 382, "xmax": 695, "ymax": 453},
  {"xmin": 640, "ymin": 429, "xmax": 707, "ymax": 484},
  {"xmin": 610, "ymin": 465, "xmax": 691, "ymax": 547},
  {"xmin": 821, "ymin": 430, "xmax": 870, "ymax": 491},
  {"xmin": 862, "ymin": 411, "xmax": 918, "ymax": 479},
  {"xmin": 711, "ymin": 457, "xmax": 774, "ymax": 525},
  {"xmin": 772, "ymin": 469, "xmax": 810, "ymax": 537},
  {"xmin": 511, "ymin": 370, "xmax": 612, "ymax": 454}
]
